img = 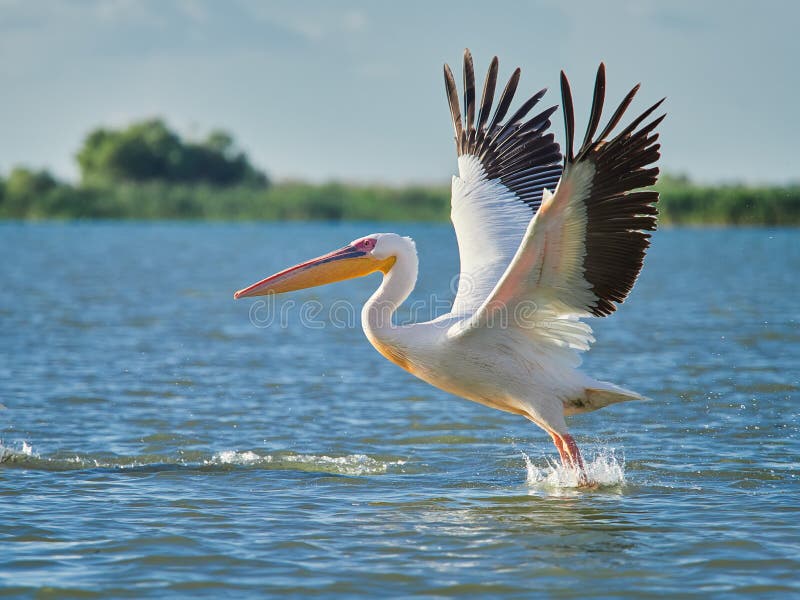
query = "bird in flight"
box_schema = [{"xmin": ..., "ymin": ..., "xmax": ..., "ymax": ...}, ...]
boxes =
[{"xmin": 235, "ymin": 50, "xmax": 664, "ymax": 486}]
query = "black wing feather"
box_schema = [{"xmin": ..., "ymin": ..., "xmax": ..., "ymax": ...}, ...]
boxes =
[
  {"xmin": 463, "ymin": 49, "xmax": 476, "ymax": 136},
  {"xmin": 476, "ymin": 56, "xmax": 498, "ymax": 134},
  {"xmin": 443, "ymin": 64, "xmax": 463, "ymax": 154},
  {"xmin": 444, "ymin": 50, "xmax": 562, "ymax": 213},
  {"xmin": 487, "ymin": 68, "xmax": 521, "ymax": 135},
  {"xmin": 581, "ymin": 63, "xmax": 606, "ymax": 150},
  {"xmin": 559, "ymin": 71, "xmax": 576, "ymax": 162},
  {"xmin": 560, "ymin": 65, "xmax": 666, "ymax": 317}
]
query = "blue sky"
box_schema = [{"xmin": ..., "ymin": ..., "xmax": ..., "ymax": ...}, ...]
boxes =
[{"xmin": 1, "ymin": 0, "xmax": 797, "ymax": 185}]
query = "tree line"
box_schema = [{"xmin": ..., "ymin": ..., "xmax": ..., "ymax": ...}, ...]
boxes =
[{"xmin": 0, "ymin": 119, "xmax": 797, "ymax": 224}]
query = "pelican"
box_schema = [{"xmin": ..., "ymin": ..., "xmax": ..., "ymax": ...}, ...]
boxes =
[{"xmin": 235, "ymin": 50, "xmax": 664, "ymax": 484}]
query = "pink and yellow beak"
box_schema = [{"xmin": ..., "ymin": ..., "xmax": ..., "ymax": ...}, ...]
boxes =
[{"xmin": 234, "ymin": 244, "xmax": 394, "ymax": 299}]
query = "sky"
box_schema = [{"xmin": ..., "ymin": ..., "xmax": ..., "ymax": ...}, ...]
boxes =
[{"xmin": 0, "ymin": 0, "xmax": 798, "ymax": 185}]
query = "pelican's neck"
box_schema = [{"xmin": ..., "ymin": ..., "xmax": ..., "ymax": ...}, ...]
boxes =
[{"xmin": 361, "ymin": 241, "xmax": 418, "ymax": 345}]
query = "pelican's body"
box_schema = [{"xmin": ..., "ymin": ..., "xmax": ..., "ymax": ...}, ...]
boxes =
[
  {"xmin": 236, "ymin": 51, "xmax": 665, "ymax": 483},
  {"xmin": 360, "ymin": 229, "xmax": 636, "ymax": 434}
]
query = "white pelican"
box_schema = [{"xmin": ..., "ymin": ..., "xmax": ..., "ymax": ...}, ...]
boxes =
[{"xmin": 235, "ymin": 50, "xmax": 664, "ymax": 484}]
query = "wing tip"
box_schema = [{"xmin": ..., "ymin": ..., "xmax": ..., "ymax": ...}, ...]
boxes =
[{"xmin": 559, "ymin": 70, "xmax": 575, "ymax": 162}]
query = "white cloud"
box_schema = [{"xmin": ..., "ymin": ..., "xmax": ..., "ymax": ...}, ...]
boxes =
[
  {"xmin": 343, "ymin": 9, "xmax": 367, "ymax": 32},
  {"xmin": 176, "ymin": 0, "xmax": 210, "ymax": 22},
  {"xmin": 93, "ymin": 0, "xmax": 164, "ymax": 26}
]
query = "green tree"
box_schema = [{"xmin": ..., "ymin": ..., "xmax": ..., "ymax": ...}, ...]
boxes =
[
  {"xmin": 2, "ymin": 167, "xmax": 59, "ymax": 217},
  {"xmin": 76, "ymin": 119, "xmax": 268, "ymax": 187}
]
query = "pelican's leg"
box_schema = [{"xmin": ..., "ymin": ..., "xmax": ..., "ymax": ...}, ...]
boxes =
[
  {"xmin": 548, "ymin": 431, "xmax": 571, "ymax": 466},
  {"xmin": 548, "ymin": 430, "xmax": 589, "ymax": 486},
  {"xmin": 561, "ymin": 433, "xmax": 586, "ymax": 472}
]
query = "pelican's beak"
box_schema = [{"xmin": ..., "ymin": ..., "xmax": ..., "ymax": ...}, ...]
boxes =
[{"xmin": 234, "ymin": 244, "xmax": 393, "ymax": 299}]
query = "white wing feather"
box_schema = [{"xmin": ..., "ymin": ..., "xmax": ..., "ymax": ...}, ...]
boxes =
[
  {"xmin": 451, "ymin": 162, "xmax": 598, "ymax": 366},
  {"xmin": 450, "ymin": 155, "xmax": 534, "ymax": 316}
]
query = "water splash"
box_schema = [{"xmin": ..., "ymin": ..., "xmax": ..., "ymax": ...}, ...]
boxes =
[
  {"xmin": 0, "ymin": 440, "xmax": 37, "ymax": 463},
  {"xmin": 211, "ymin": 450, "xmax": 266, "ymax": 465},
  {"xmin": 522, "ymin": 449, "xmax": 626, "ymax": 491},
  {"xmin": 207, "ymin": 450, "xmax": 405, "ymax": 476}
]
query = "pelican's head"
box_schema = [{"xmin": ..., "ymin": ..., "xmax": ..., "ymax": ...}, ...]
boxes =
[{"xmin": 234, "ymin": 233, "xmax": 408, "ymax": 299}]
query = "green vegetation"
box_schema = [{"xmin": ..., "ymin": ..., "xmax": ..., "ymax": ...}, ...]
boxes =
[
  {"xmin": 0, "ymin": 119, "xmax": 797, "ymax": 224},
  {"xmin": 0, "ymin": 176, "xmax": 449, "ymax": 221},
  {"xmin": 654, "ymin": 174, "xmax": 800, "ymax": 226}
]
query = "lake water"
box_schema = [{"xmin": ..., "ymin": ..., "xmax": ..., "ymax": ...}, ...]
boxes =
[{"xmin": 1, "ymin": 222, "xmax": 798, "ymax": 597}]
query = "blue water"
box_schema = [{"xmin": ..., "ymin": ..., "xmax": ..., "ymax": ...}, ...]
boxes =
[{"xmin": 1, "ymin": 222, "xmax": 798, "ymax": 597}]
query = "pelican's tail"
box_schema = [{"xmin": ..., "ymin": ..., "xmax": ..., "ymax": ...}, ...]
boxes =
[{"xmin": 564, "ymin": 379, "xmax": 647, "ymax": 415}]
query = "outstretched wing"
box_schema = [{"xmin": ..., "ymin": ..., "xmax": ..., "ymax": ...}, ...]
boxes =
[
  {"xmin": 457, "ymin": 63, "xmax": 665, "ymax": 359},
  {"xmin": 445, "ymin": 49, "xmax": 563, "ymax": 316}
]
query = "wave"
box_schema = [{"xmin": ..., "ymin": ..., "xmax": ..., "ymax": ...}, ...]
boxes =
[{"xmin": 0, "ymin": 441, "xmax": 406, "ymax": 477}]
